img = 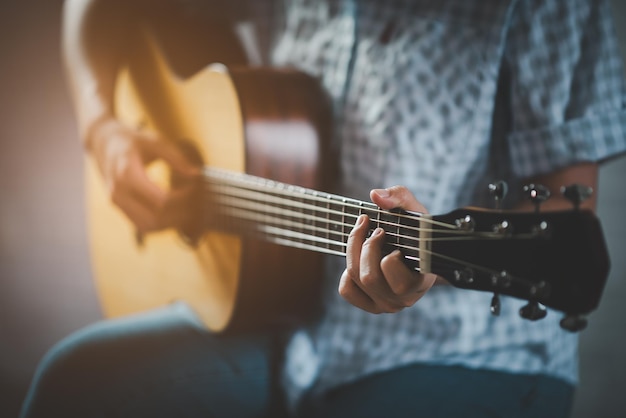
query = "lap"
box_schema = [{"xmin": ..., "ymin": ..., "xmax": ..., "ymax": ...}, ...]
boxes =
[
  {"xmin": 20, "ymin": 302, "xmax": 280, "ymax": 418},
  {"xmin": 299, "ymin": 364, "xmax": 574, "ymax": 418},
  {"xmin": 21, "ymin": 303, "xmax": 574, "ymax": 418}
]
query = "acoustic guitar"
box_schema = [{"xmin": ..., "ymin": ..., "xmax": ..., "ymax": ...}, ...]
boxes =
[{"xmin": 86, "ymin": 30, "xmax": 610, "ymax": 334}]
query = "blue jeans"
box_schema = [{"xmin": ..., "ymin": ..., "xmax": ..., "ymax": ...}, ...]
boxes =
[{"xmin": 20, "ymin": 302, "xmax": 574, "ymax": 418}]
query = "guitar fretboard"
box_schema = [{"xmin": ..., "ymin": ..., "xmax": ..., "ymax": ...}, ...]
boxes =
[{"xmin": 202, "ymin": 167, "xmax": 433, "ymax": 272}]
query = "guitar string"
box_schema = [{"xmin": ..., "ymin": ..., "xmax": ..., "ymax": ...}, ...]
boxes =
[
  {"xmin": 202, "ymin": 169, "xmax": 459, "ymax": 231},
  {"xmin": 210, "ymin": 194, "xmax": 538, "ymax": 243},
  {"xmin": 203, "ymin": 179, "xmax": 537, "ymax": 241},
  {"xmin": 259, "ymin": 227, "xmax": 481, "ymax": 278},
  {"xmin": 202, "ymin": 174, "xmax": 520, "ymax": 238},
  {"xmin": 200, "ymin": 170, "xmax": 533, "ymax": 279},
  {"xmin": 207, "ymin": 198, "xmax": 527, "ymax": 281},
  {"xmin": 234, "ymin": 215, "xmax": 513, "ymax": 281},
  {"xmin": 206, "ymin": 181, "xmax": 479, "ymax": 236}
]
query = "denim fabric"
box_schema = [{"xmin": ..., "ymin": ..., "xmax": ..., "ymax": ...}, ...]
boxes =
[
  {"xmin": 20, "ymin": 302, "xmax": 574, "ymax": 418},
  {"xmin": 299, "ymin": 364, "xmax": 574, "ymax": 418},
  {"xmin": 20, "ymin": 303, "xmax": 279, "ymax": 418}
]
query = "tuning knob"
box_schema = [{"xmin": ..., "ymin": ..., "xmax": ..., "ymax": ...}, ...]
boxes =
[
  {"xmin": 490, "ymin": 293, "xmax": 501, "ymax": 316},
  {"xmin": 488, "ymin": 181, "xmax": 508, "ymax": 209},
  {"xmin": 560, "ymin": 314, "xmax": 588, "ymax": 332},
  {"xmin": 455, "ymin": 215, "xmax": 476, "ymax": 231},
  {"xmin": 523, "ymin": 184, "xmax": 551, "ymax": 212},
  {"xmin": 561, "ymin": 184, "xmax": 593, "ymax": 210},
  {"xmin": 519, "ymin": 301, "xmax": 547, "ymax": 321},
  {"xmin": 529, "ymin": 281, "xmax": 550, "ymax": 300}
]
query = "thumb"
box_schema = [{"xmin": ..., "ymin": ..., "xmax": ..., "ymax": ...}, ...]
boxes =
[
  {"xmin": 138, "ymin": 134, "xmax": 202, "ymax": 177},
  {"xmin": 370, "ymin": 185, "xmax": 428, "ymax": 213}
]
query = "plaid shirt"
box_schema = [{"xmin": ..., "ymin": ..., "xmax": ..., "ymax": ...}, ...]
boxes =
[{"xmin": 183, "ymin": 0, "xmax": 626, "ymax": 408}]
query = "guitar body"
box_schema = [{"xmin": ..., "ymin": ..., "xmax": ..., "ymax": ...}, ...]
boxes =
[{"xmin": 87, "ymin": 31, "xmax": 332, "ymax": 333}]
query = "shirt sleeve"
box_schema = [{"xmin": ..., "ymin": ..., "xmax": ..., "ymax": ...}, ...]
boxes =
[{"xmin": 504, "ymin": 0, "xmax": 626, "ymax": 178}]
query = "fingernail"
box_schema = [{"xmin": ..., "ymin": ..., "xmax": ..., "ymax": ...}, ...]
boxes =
[
  {"xmin": 372, "ymin": 227, "xmax": 384, "ymax": 236},
  {"xmin": 373, "ymin": 188, "xmax": 390, "ymax": 198},
  {"xmin": 356, "ymin": 214, "xmax": 368, "ymax": 226}
]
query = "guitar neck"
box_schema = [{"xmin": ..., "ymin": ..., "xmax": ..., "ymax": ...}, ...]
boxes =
[{"xmin": 203, "ymin": 167, "xmax": 433, "ymax": 273}]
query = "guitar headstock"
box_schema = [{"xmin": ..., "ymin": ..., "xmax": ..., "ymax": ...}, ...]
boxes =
[{"xmin": 429, "ymin": 184, "xmax": 609, "ymax": 332}]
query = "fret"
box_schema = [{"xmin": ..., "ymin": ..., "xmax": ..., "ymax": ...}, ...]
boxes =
[
  {"xmin": 324, "ymin": 192, "xmax": 330, "ymax": 251},
  {"xmin": 306, "ymin": 188, "xmax": 318, "ymax": 246},
  {"xmin": 378, "ymin": 209, "xmax": 401, "ymax": 255},
  {"xmin": 291, "ymin": 185, "xmax": 303, "ymax": 242},
  {"xmin": 326, "ymin": 196, "xmax": 342, "ymax": 253},
  {"xmin": 395, "ymin": 211, "xmax": 401, "ymax": 250},
  {"xmin": 204, "ymin": 168, "xmax": 413, "ymax": 257},
  {"xmin": 344, "ymin": 198, "xmax": 361, "ymax": 243},
  {"xmin": 419, "ymin": 214, "xmax": 433, "ymax": 273},
  {"xmin": 398, "ymin": 211, "xmax": 421, "ymax": 272},
  {"xmin": 317, "ymin": 191, "xmax": 342, "ymax": 254},
  {"xmin": 263, "ymin": 181, "xmax": 272, "ymax": 237},
  {"xmin": 309, "ymin": 190, "xmax": 321, "ymax": 248},
  {"xmin": 358, "ymin": 201, "xmax": 366, "ymax": 235},
  {"xmin": 359, "ymin": 204, "xmax": 376, "ymax": 237},
  {"xmin": 308, "ymin": 189, "xmax": 328, "ymax": 251},
  {"xmin": 260, "ymin": 180, "xmax": 279, "ymax": 240},
  {"xmin": 257, "ymin": 182, "xmax": 270, "ymax": 237},
  {"xmin": 341, "ymin": 198, "xmax": 348, "ymax": 248}
]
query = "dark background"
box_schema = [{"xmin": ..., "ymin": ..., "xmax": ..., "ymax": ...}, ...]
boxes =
[{"xmin": 1, "ymin": 1, "xmax": 625, "ymax": 417}]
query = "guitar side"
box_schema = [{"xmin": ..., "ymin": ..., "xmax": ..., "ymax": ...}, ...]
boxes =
[{"xmin": 86, "ymin": 31, "xmax": 332, "ymax": 333}]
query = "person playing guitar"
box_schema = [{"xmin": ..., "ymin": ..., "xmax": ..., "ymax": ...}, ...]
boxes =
[{"xmin": 21, "ymin": 0, "xmax": 626, "ymax": 417}]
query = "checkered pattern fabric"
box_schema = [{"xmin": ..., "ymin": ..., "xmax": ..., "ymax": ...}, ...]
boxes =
[{"xmin": 183, "ymin": 0, "xmax": 626, "ymax": 408}]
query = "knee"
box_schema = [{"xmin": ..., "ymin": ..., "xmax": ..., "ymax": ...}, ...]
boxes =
[
  {"xmin": 21, "ymin": 304, "xmax": 207, "ymax": 417},
  {"xmin": 25, "ymin": 322, "xmax": 120, "ymax": 401},
  {"xmin": 21, "ymin": 319, "xmax": 150, "ymax": 417}
]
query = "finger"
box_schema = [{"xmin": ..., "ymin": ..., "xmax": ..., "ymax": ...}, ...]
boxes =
[
  {"xmin": 358, "ymin": 227, "xmax": 391, "ymax": 297},
  {"xmin": 345, "ymin": 214, "xmax": 370, "ymax": 283},
  {"xmin": 357, "ymin": 228, "xmax": 407, "ymax": 312},
  {"xmin": 138, "ymin": 134, "xmax": 202, "ymax": 177},
  {"xmin": 343, "ymin": 215, "xmax": 399, "ymax": 313},
  {"xmin": 122, "ymin": 152, "xmax": 168, "ymax": 210},
  {"xmin": 158, "ymin": 184, "xmax": 203, "ymax": 230},
  {"xmin": 381, "ymin": 250, "xmax": 436, "ymax": 307},
  {"xmin": 338, "ymin": 269, "xmax": 380, "ymax": 313},
  {"xmin": 115, "ymin": 183, "xmax": 199, "ymax": 233},
  {"xmin": 125, "ymin": 137, "xmax": 203, "ymax": 213},
  {"xmin": 112, "ymin": 145, "xmax": 201, "ymax": 232},
  {"xmin": 107, "ymin": 151, "xmax": 168, "ymax": 231},
  {"xmin": 370, "ymin": 185, "xmax": 428, "ymax": 213},
  {"xmin": 110, "ymin": 183, "xmax": 161, "ymax": 233}
]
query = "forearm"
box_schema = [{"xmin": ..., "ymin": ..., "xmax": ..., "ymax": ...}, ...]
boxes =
[{"xmin": 62, "ymin": 0, "xmax": 141, "ymax": 145}]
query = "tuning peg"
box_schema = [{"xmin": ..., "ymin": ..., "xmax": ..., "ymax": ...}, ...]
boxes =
[
  {"xmin": 561, "ymin": 184, "xmax": 593, "ymax": 210},
  {"xmin": 488, "ymin": 181, "xmax": 508, "ymax": 209},
  {"xmin": 455, "ymin": 215, "xmax": 476, "ymax": 231},
  {"xmin": 519, "ymin": 301, "xmax": 547, "ymax": 321},
  {"xmin": 560, "ymin": 314, "xmax": 588, "ymax": 332},
  {"xmin": 523, "ymin": 183, "xmax": 551, "ymax": 212},
  {"xmin": 529, "ymin": 281, "xmax": 550, "ymax": 300},
  {"xmin": 490, "ymin": 293, "xmax": 501, "ymax": 316}
]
